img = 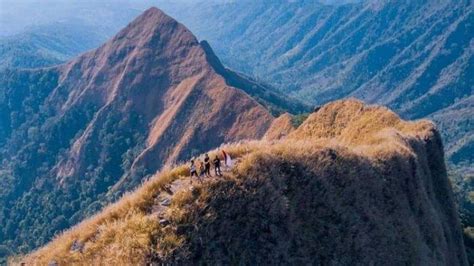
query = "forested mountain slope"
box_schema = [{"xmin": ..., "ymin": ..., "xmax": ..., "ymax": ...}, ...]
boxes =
[
  {"xmin": 0, "ymin": 22, "xmax": 106, "ymax": 70},
  {"xmin": 0, "ymin": 0, "xmax": 471, "ymax": 261}
]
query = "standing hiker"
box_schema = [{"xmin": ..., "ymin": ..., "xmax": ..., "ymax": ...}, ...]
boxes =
[
  {"xmin": 199, "ymin": 160, "xmax": 206, "ymax": 179},
  {"xmin": 222, "ymin": 149, "xmax": 233, "ymax": 169},
  {"xmin": 204, "ymin": 153, "xmax": 211, "ymax": 177},
  {"xmin": 190, "ymin": 159, "xmax": 198, "ymax": 183},
  {"xmin": 213, "ymin": 155, "xmax": 222, "ymax": 176}
]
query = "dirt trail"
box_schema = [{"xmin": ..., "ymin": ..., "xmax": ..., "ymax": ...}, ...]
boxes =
[
  {"xmin": 151, "ymin": 177, "xmax": 193, "ymax": 220},
  {"xmin": 151, "ymin": 169, "xmax": 230, "ymax": 223}
]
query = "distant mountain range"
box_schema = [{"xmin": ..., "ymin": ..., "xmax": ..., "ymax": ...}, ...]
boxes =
[
  {"xmin": 0, "ymin": 22, "xmax": 107, "ymax": 70},
  {"xmin": 1, "ymin": 0, "xmax": 470, "ymax": 171},
  {"xmin": 161, "ymin": 0, "xmax": 473, "ymax": 172}
]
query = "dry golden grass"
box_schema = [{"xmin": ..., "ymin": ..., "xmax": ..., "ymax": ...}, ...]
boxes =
[
  {"xmin": 20, "ymin": 140, "xmax": 265, "ymax": 265},
  {"xmin": 289, "ymin": 99, "xmax": 435, "ymax": 158},
  {"xmin": 290, "ymin": 99, "xmax": 433, "ymax": 141},
  {"xmin": 20, "ymin": 100, "xmax": 441, "ymax": 265},
  {"xmin": 81, "ymin": 211, "xmax": 159, "ymax": 265},
  {"xmin": 263, "ymin": 112, "xmax": 295, "ymax": 140},
  {"xmin": 20, "ymin": 163, "xmax": 190, "ymax": 265}
]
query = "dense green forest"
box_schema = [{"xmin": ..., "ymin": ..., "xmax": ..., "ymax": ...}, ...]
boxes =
[{"xmin": 0, "ymin": 69, "xmax": 151, "ymax": 256}]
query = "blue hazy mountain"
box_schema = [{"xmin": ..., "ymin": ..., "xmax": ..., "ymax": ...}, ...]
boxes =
[{"xmin": 0, "ymin": 21, "xmax": 109, "ymax": 70}]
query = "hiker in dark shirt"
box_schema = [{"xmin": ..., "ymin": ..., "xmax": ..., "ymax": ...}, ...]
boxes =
[
  {"xmin": 213, "ymin": 156, "xmax": 222, "ymax": 176},
  {"xmin": 204, "ymin": 153, "xmax": 211, "ymax": 177}
]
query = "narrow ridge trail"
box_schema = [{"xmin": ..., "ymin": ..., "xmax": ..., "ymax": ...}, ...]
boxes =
[{"xmin": 151, "ymin": 164, "xmax": 237, "ymax": 225}]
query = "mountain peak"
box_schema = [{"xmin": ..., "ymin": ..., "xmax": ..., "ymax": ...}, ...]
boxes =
[
  {"xmin": 134, "ymin": 7, "xmax": 178, "ymax": 29},
  {"xmin": 143, "ymin": 6, "xmax": 167, "ymax": 16},
  {"xmin": 0, "ymin": 7, "xmax": 278, "ymax": 256},
  {"xmin": 111, "ymin": 6, "xmax": 198, "ymax": 49},
  {"xmin": 49, "ymin": 7, "xmax": 275, "ymax": 191}
]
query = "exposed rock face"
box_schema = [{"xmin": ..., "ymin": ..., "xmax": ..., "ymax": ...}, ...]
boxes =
[
  {"xmin": 22, "ymin": 100, "xmax": 468, "ymax": 265},
  {"xmin": 0, "ymin": 7, "xmax": 275, "ymax": 253}
]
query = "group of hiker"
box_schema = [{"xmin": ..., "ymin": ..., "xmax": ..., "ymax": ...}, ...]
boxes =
[{"xmin": 189, "ymin": 150, "xmax": 232, "ymax": 182}]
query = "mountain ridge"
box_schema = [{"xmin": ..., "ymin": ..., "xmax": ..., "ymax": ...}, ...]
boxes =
[
  {"xmin": 20, "ymin": 99, "xmax": 468, "ymax": 265},
  {"xmin": 0, "ymin": 4, "xmax": 471, "ymax": 263},
  {"xmin": 0, "ymin": 7, "xmax": 294, "ymax": 255}
]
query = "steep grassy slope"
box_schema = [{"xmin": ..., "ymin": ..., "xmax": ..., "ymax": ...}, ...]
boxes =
[
  {"xmin": 162, "ymin": 0, "xmax": 473, "ymax": 169},
  {"xmin": 200, "ymin": 40, "xmax": 308, "ymax": 115},
  {"xmin": 263, "ymin": 113, "xmax": 295, "ymax": 140},
  {"xmin": 20, "ymin": 100, "xmax": 468, "ymax": 265},
  {"xmin": 0, "ymin": 8, "xmax": 295, "ymax": 256}
]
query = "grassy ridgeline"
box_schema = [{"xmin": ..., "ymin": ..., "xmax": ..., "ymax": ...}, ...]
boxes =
[{"xmin": 20, "ymin": 100, "xmax": 467, "ymax": 265}]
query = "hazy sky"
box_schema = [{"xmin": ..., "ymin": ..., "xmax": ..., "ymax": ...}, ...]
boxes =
[
  {"xmin": 0, "ymin": 0, "xmax": 358, "ymax": 37},
  {"xmin": 0, "ymin": 0, "xmax": 177, "ymax": 36}
]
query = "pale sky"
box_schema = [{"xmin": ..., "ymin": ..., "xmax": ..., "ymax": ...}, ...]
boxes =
[{"xmin": 0, "ymin": 0, "xmax": 358, "ymax": 37}]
